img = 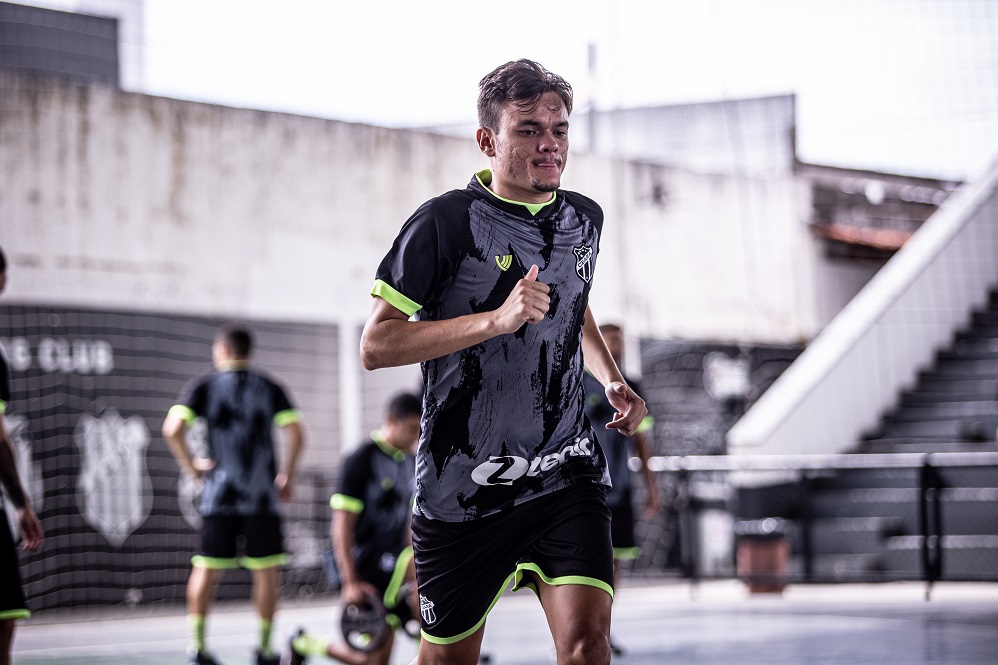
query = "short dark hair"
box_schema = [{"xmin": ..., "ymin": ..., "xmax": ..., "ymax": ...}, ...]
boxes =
[
  {"xmin": 386, "ymin": 391, "xmax": 422, "ymax": 420},
  {"xmin": 599, "ymin": 323, "xmax": 622, "ymax": 335},
  {"xmin": 215, "ymin": 323, "xmax": 253, "ymax": 359},
  {"xmin": 478, "ymin": 59, "xmax": 574, "ymax": 132},
  {"xmin": 0, "ymin": 245, "xmax": 6, "ymax": 273}
]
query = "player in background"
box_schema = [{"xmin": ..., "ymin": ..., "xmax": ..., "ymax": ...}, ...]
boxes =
[
  {"xmin": 287, "ymin": 391, "xmax": 422, "ymax": 665},
  {"xmin": 0, "ymin": 245, "xmax": 45, "ymax": 665},
  {"xmin": 163, "ymin": 324, "xmax": 305, "ymax": 665},
  {"xmin": 582, "ymin": 323, "xmax": 659, "ymax": 656}
]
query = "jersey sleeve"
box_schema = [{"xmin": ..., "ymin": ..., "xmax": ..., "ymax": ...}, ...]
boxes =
[
  {"xmin": 270, "ymin": 382, "xmax": 301, "ymax": 426},
  {"xmin": 371, "ymin": 193, "xmax": 468, "ymax": 317},
  {"xmin": 167, "ymin": 375, "xmax": 208, "ymax": 424},
  {"xmin": 330, "ymin": 446, "xmax": 371, "ymax": 514}
]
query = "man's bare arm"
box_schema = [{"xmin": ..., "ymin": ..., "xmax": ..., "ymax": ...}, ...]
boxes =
[
  {"xmin": 360, "ymin": 264, "xmax": 550, "ymax": 370},
  {"xmin": 581, "ymin": 307, "xmax": 648, "ymax": 437}
]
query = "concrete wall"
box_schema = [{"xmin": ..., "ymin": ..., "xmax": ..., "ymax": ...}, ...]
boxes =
[{"xmin": 1, "ymin": 70, "xmax": 874, "ymax": 445}]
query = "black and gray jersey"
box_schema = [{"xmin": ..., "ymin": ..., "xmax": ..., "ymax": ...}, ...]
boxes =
[
  {"xmin": 331, "ymin": 433, "xmax": 416, "ymax": 568},
  {"xmin": 169, "ymin": 367, "xmax": 301, "ymax": 517},
  {"xmin": 372, "ymin": 170, "xmax": 610, "ymax": 522}
]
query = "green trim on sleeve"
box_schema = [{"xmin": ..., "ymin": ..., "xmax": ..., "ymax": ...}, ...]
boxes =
[
  {"xmin": 613, "ymin": 546, "xmax": 642, "ymax": 561},
  {"xmin": 330, "ymin": 494, "xmax": 364, "ymax": 513},
  {"xmin": 421, "ymin": 571, "xmax": 516, "ymax": 645},
  {"xmin": 371, "ymin": 279, "xmax": 421, "ymax": 317},
  {"xmin": 511, "ymin": 562, "xmax": 614, "ymax": 599},
  {"xmin": 274, "ymin": 409, "xmax": 302, "ymax": 427},
  {"xmin": 637, "ymin": 415, "xmax": 654, "ymax": 435},
  {"xmin": 0, "ymin": 609, "xmax": 30, "ymax": 621},
  {"xmin": 168, "ymin": 404, "xmax": 197, "ymax": 424}
]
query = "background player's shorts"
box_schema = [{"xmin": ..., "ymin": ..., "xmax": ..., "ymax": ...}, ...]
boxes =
[
  {"xmin": 609, "ymin": 494, "xmax": 640, "ymax": 560},
  {"xmin": 194, "ymin": 514, "xmax": 289, "ymax": 569},
  {"xmin": 1, "ymin": 508, "xmax": 31, "ymax": 620},
  {"xmin": 412, "ymin": 483, "xmax": 613, "ymax": 645},
  {"xmin": 356, "ymin": 545, "xmax": 415, "ymax": 628}
]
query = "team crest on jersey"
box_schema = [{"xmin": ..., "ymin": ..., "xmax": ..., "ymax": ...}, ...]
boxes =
[
  {"xmin": 74, "ymin": 409, "xmax": 152, "ymax": 547},
  {"xmin": 420, "ymin": 594, "xmax": 437, "ymax": 624},
  {"xmin": 573, "ymin": 244, "xmax": 593, "ymax": 282},
  {"xmin": 495, "ymin": 254, "xmax": 513, "ymax": 271}
]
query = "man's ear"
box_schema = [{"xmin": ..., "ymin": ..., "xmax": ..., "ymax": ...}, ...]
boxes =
[{"xmin": 476, "ymin": 127, "xmax": 496, "ymax": 157}]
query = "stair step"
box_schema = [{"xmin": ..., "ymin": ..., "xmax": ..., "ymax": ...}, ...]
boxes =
[
  {"xmin": 859, "ymin": 440, "xmax": 995, "ymax": 454},
  {"xmin": 890, "ymin": 402, "xmax": 998, "ymax": 420}
]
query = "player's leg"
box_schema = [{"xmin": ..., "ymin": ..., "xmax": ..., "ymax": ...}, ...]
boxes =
[
  {"xmin": 0, "ymin": 618, "xmax": 13, "ymax": 665},
  {"xmin": 244, "ymin": 514, "xmax": 290, "ymax": 664},
  {"xmin": 188, "ymin": 516, "xmax": 238, "ymax": 663},
  {"xmin": 415, "ymin": 626, "xmax": 486, "ymax": 665},
  {"xmin": 535, "ymin": 582, "xmax": 611, "ymax": 665},
  {"xmin": 1, "ymin": 507, "xmax": 31, "ymax": 665},
  {"xmin": 607, "ymin": 497, "xmax": 638, "ymax": 656},
  {"xmin": 514, "ymin": 484, "xmax": 615, "ymax": 665}
]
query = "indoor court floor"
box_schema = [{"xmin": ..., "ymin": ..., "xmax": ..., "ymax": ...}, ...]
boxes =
[{"xmin": 13, "ymin": 579, "xmax": 998, "ymax": 665}]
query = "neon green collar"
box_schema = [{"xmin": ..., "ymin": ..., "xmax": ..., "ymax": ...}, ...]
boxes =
[
  {"xmin": 371, "ymin": 430, "xmax": 407, "ymax": 462},
  {"xmin": 476, "ymin": 169, "xmax": 557, "ymax": 216}
]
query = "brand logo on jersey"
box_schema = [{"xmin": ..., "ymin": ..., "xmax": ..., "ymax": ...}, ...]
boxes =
[
  {"xmin": 573, "ymin": 245, "xmax": 593, "ymax": 282},
  {"xmin": 420, "ymin": 594, "xmax": 437, "ymax": 625},
  {"xmin": 495, "ymin": 254, "xmax": 513, "ymax": 271},
  {"xmin": 470, "ymin": 437, "xmax": 594, "ymax": 486},
  {"xmin": 74, "ymin": 409, "xmax": 152, "ymax": 547}
]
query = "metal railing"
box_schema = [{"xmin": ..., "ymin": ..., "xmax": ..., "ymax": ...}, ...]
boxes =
[{"xmin": 643, "ymin": 451, "xmax": 998, "ymax": 594}]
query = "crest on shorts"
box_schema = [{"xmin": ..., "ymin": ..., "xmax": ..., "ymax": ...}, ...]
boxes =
[
  {"xmin": 420, "ymin": 594, "xmax": 437, "ymax": 625},
  {"xmin": 573, "ymin": 244, "xmax": 593, "ymax": 283},
  {"xmin": 74, "ymin": 409, "xmax": 152, "ymax": 547}
]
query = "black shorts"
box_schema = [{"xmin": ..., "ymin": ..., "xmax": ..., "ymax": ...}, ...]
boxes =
[
  {"xmin": 412, "ymin": 483, "xmax": 613, "ymax": 644},
  {"xmin": 357, "ymin": 546, "xmax": 415, "ymax": 628},
  {"xmin": 609, "ymin": 497, "xmax": 640, "ymax": 559},
  {"xmin": 194, "ymin": 514, "xmax": 288, "ymax": 570},
  {"xmin": 1, "ymin": 509, "xmax": 30, "ymax": 620}
]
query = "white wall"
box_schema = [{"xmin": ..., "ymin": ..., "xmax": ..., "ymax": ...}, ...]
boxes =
[{"xmin": 1, "ymin": 72, "xmax": 880, "ymax": 446}]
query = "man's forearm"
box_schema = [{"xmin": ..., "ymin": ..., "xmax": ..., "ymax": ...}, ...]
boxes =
[
  {"xmin": 361, "ymin": 309, "xmax": 499, "ymax": 370},
  {"xmin": 0, "ymin": 434, "xmax": 28, "ymax": 509}
]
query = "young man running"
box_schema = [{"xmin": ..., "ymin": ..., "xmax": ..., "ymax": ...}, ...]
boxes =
[{"xmin": 360, "ymin": 59, "xmax": 646, "ymax": 665}]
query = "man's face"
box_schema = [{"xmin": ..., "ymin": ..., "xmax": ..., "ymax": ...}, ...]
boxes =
[
  {"xmin": 478, "ymin": 91, "xmax": 569, "ymax": 203},
  {"xmin": 387, "ymin": 414, "xmax": 421, "ymax": 453},
  {"xmin": 603, "ymin": 329, "xmax": 624, "ymax": 365}
]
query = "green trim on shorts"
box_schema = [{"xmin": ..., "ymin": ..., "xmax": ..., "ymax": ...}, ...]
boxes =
[
  {"xmin": 371, "ymin": 279, "xmax": 421, "ymax": 317},
  {"xmin": 192, "ymin": 555, "xmax": 241, "ymax": 570},
  {"xmin": 613, "ymin": 546, "xmax": 642, "ymax": 561},
  {"xmin": 240, "ymin": 553, "xmax": 289, "ymax": 570},
  {"xmin": 330, "ymin": 493, "xmax": 364, "ymax": 513},
  {"xmin": 511, "ymin": 562, "xmax": 614, "ymax": 600},
  {"xmin": 384, "ymin": 546, "xmax": 413, "ymax": 609},
  {"xmin": 420, "ymin": 571, "xmax": 516, "ymax": 645},
  {"xmin": 169, "ymin": 404, "xmax": 197, "ymax": 424},
  {"xmin": 0, "ymin": 609, "xmax": 30, "ymax": 620},
  {"xmin": 274, "ymin": 408, "xmax": 302, "ymax": 427}
]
